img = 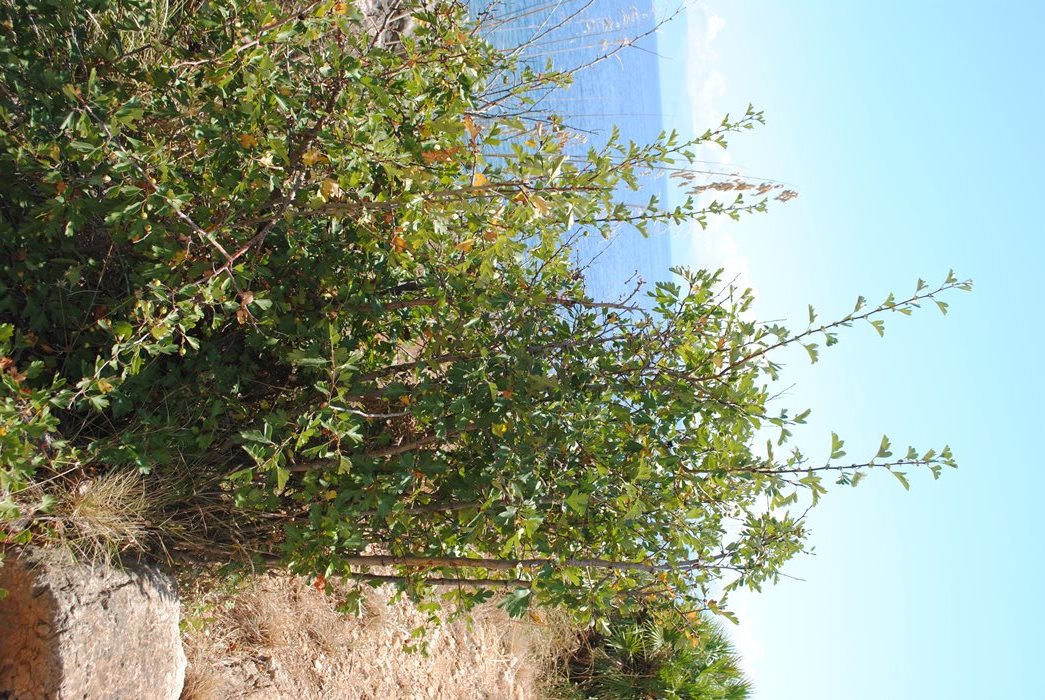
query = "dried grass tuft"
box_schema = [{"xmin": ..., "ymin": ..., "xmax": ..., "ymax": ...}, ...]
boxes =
[
  {"xmin": 178, "ymin": 664, "xmax": 225, "ymax": 700},
  {"xmin": 49, "ymin": 470, "xmax": 154, "ymax": 565}
]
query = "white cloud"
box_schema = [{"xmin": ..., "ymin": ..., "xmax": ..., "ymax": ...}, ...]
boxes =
[
  {"xmin": 673, "ymin": 219, "xmax": 755, "ymax": 295},
  {"xmin": 684, "ymin": 5, "xmax": 727, "ymax": 131},
  {"xmin": 705, "ymin": 10, "xmax": 727, "ymax": 44},
  {"xmin": 668, "ymin": 3, "xmax": 758, "ymax": 296},
  {"xmin": 722, "ymin": 590, "xmax": 766, "ymax": 687},
  {"xmin": 701, "ymin": 68, "xmax": 727, "ymax": 105},
  {"xmin": 680, "ymin": 5, "xmax": 743, "ymax": 179}
]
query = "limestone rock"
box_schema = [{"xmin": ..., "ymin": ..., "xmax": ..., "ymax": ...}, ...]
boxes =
[{"xmin": 0, "ymin": 552, "xmax": 186, "ymax": 700}]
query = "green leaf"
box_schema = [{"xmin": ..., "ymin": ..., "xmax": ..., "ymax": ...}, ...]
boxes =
[
  {"xmin": 876, "ymin": 435, "xmax": 893, "ymax": 459},
  {"xmin": 241, "ymin": 430, "xmax": 273, "ymax": 445},
  {"xmin": 830, "ymin": 432, "xmax": 846, "ymax": 460},
  {"xmin": 287, "ymin": 350, "xmax": 328, "ymax": 367},
  {"xmin": 112, "ymin": 322, "xmax": 133, "ymax": 340},
  {"xmin": 227, "ymin": 468, "xmax": 255, "ymax": 484},
  {"xmin": 565, "ymin": 490, "xmax": 590, "ymax": 515},
  {"xmin": 799, "ymin": 471, "xmax": 826, "ymax": 505},
  {"xmin": 803, "ymin": 343, "xmax": 819, "ymax": 364},
  {"xmin": 707, "ymin": 600, "xmax": 739, "ymax": 625},
  {"xmin": 275, "ymin": 466, "xmax": 290, "ymax": 493},
  {"xmin": 890, "ymin": 470, "xmax": 910, "ymax": 491},
  {"xmin": 500, "ymin": 588, "xmax": 532, "ymax": 617}
]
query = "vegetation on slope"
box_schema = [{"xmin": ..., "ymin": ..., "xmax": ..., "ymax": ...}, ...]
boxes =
[{"xmin": 0, "ymin": 2, "xmax": 967, "ymax": 693}]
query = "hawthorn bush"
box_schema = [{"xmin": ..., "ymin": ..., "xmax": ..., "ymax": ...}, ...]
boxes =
[{"xmin": 0, "ymin": 0, "xmax": 968, "ymax": 630}]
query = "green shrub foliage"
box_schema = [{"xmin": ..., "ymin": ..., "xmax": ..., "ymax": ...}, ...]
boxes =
[{"xmin": 0, "ymin": 0, "xmax": 967, "ymax": 626}]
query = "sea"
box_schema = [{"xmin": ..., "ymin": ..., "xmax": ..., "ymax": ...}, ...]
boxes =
[{"xmin": 464, "ymin": 0, "xmax": 675, "ymax": 303}]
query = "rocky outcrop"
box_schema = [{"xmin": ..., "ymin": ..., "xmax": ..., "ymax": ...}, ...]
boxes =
[{"xmin": 0, "ymin": 552, "xmax": 186, "ymax": 700}]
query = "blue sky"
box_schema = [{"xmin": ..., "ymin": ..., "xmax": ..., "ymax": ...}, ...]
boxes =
[{"xmin": 653, "ymin": 1, "xmax": 1045, "ymax": 697}]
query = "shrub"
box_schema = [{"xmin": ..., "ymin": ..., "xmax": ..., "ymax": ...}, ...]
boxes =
[{"xmin": 0, "ymin": 0, "xmax": 967, "ymax": 629}]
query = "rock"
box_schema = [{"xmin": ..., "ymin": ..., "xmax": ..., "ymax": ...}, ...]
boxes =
[{"xmin": 0, "ymin": 552, "xmax": 186, "ymax": 700}]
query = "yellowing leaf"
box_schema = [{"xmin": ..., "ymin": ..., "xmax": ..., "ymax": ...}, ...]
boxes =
[
  {"xmin": 301, "ymin": 149, "xmax": 326, "ymax": 166},
  {"xmin": 390, "ymin": 234, "xmax": 408, "ymax": 253},
  {"xmin": 398, "ymin": 394, "xmax": 412, "ymax": 406},
  {"xmin": 482, "ymin": 230, "xmax": 499, "ymax": 242},
  {"xmin": 491, "ymin": 422, "xmax": 508, "ymax": 436},
  {"xmin": 456, "ymin": 239, "xmax": 475, "ymax": 253},
  {"xmin": 320, "ymin": 178, "xmax": 341, "ymax": 199},
  {"xmin": 463, "ymin": 115, "xmax": 480, "ymax": 139},
  {"xmin": 54, "ymin": 180, "xmax": 67, "ymax": 195},
  {"xmin": 471, "ymin": 171, "xmax": 490, "ymax": 187},
  {"xmin": 238, "ymin": 133, "xmax": 258, "ymax": 149},
  {"xmin": 421, "ymin": 148, "xmax": 458, "ymax": 165},
  {"xmin": 530, "ymin": 194, "xmax": 551, "ymax": 216}
]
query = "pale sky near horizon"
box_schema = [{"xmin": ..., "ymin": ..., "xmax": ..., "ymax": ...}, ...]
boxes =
[{"xmin": 652, "ymin": 1, "xmax": 1045, "ymax": 697}]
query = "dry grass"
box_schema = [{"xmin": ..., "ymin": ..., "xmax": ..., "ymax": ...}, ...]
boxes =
[
  {"xmin": 14, "ymin": 459, "xmax": 276, "ymax": 572},
  {"xmin": 179, "ymin": 573, "xmax": 585, "ymax": 699},
  {"xmin": 47, "ymin": 470, "xmax": 154, "ymax": 565},
  {"xmin": 178, "ymin": 666, "xmax": 225, "ymax": 700}
]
